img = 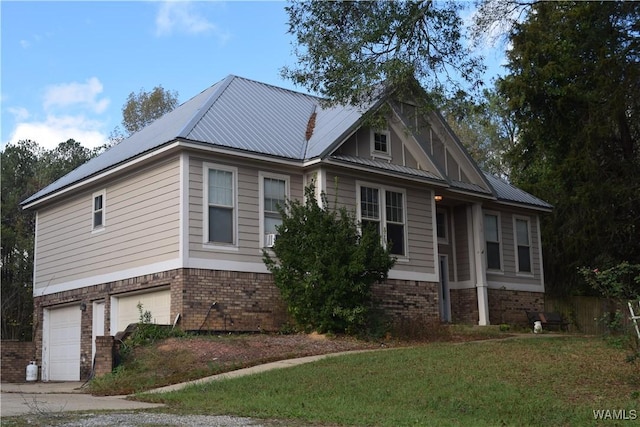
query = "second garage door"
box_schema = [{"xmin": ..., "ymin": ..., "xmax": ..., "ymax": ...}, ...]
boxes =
[{"xmin": 114, "ymin": 289, "xmax": 171, "ymax": 333}]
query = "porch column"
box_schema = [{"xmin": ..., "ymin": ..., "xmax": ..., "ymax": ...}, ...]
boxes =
[{"xmin": 471, "ymin": 203, "xmax": 490, "ymax": 325}]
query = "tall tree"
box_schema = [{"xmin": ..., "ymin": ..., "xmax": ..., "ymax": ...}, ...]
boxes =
[
  {"xmin": 282, "ymin": 0, "xmax": 484, "ymax": 107},
  {"xmin": 498, "ymin": 1, "xmax": 640, "ymax": 295},
  {"xmin": 443, "ymin": 86, "xmax": 516, "ymax": 178},
  {"xmin": 1, "ymin": 139, "xmax": 96, "ymax": 340},
  {"xmin": 1, "ymin": 140, "xmax": 42, "ymax": 340},
  {"xmin": 121, "ymin": 86, "xmax": 179, "ymax": 135}
]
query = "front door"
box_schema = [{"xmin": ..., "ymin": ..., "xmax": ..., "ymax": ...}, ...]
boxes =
[{"xmin": 439, "ymin": 255, "xmax": 451, "ymax": 322}]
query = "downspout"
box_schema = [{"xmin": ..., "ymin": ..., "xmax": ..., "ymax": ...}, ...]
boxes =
[{"xmin": 471, "ymin": 203, "xmax": 490, "ymax": 325}]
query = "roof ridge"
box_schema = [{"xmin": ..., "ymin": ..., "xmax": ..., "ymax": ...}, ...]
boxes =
[{"xmin": 177, "ymin": 74, "xmax": 236, "ymax": 138}]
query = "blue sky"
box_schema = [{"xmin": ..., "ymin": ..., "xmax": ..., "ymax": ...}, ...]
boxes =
[{"xmin": 1, "ymin": 1, "xmax": 506, "ymax": 151}]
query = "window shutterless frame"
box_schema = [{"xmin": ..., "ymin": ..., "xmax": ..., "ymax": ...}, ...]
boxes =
[
  {"xmin": 370, "ymin": 129, "xmax": 391, "ymax": 159},
  {"xmin": 91, "ymin": 190, "xmax": 106, "ymax": 232},
  {"xmin": 514, "ymin": 216, "xmax": 533, "ymax": 274},
  {"xmin": 259, "ymin": 171, "xmax": 290, "ymax": 248},
  {"xmin": 203, "ymin": 163, "xmax": 238, "ymax": 248},
  {"xmin": 356, "ymin": 181, "xmax": 407, "ymax": 257},
  {"xmin": 484, "ymin": 212, "xmax": 502, "ymax": 271}
]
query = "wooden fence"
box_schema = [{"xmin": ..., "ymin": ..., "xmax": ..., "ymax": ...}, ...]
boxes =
[{"xmin": 545, "ymin": 296, "xmax": 636, "ymax": 335}]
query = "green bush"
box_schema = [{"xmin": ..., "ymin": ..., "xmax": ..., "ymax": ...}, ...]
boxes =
[{"xmin": 263, "ymin": 185, "xmax": 395, "ymax": 335}]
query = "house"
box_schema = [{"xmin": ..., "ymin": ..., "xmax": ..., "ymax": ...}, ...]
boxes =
[{"xmin": 22, "ymin": 75, "xmax": 551, "ymax": 381}]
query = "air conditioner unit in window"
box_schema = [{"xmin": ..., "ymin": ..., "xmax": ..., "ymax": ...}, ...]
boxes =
[{"xmin": 265, "ymin": 233, "xmax": 277, "ymax": 248}]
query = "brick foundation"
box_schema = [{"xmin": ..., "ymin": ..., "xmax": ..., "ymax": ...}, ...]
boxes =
[
  {"xmin": 450, "ymin": 288, "xmax": 479, "ymax": 324},
  {"xmin": 488, "ymin": 288, "xmax": 544, "ymax": 326},
  {"xmin": 1, "ymin": 341, "xmax": 36, "ymax": 383},
  {"xmin": 372, "ymin": 279, "xmax": 440, "ymax": 327}
]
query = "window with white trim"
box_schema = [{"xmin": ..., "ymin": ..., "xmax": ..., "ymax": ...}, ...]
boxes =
[
  {"xmin": 260, "ymin": 172, "xmax": 289, "ymax": 247},
  {"xmin": 370, "ymin": 129, "xmax": 391, "ymax": 158},
  {"xmin": 360, "ymin": 186, "xmax": 380, "ymax": 235},
  {"xmin": 385, "ymin": 190, "xmax": 405, "ymax": 256},
  {"xmin": 358, "ymin": 183, "xmax": 406, "ymax": 257},
  {"xmin": 92, "ymin": 191, "xmax": 105, "ymax": 231},
  {"xmin": 205, "ymin": 165, "xmax": 236, "ymax": 245},
  {"xmin": 515, "ymin": 217, "xmax": 532, "ymax": 273},
  {"xmin": 484, "ymin": 213, "xmax": 501, "ymax": 270}
]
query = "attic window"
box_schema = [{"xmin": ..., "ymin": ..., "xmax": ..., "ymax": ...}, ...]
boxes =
[{"xmin": 371, "ymin": 129, "xmax": 391, "ymax": 159}]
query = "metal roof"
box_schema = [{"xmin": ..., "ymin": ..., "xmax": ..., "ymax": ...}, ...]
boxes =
[
  {"xmin": 23, "ymin": 75, "xmax": 356, "ymax": 206},
  {"xmin": 483, "ymin": 173, "xmax": 553, "ymax": 210},
  {"xmin": 329, "ymin": 154, "xmax": 444, "ymax": 182},
  {"xmin": 21, "ymin": 74, "xmax": 552, "ymax": 213}
]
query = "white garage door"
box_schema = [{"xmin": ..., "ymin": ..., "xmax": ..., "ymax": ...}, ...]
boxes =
[
  {"xmin": 115, "ymin": 289, "xmax": 171, "ymax": 333},
  {"xmin": 47, "ymin": 305, "xmax": 81, "ymax": 381}
]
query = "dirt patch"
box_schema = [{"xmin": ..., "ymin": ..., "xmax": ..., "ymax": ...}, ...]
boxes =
[{"xmin": 154, "ymin": 333, "xmax": 382, "ymax": 368}]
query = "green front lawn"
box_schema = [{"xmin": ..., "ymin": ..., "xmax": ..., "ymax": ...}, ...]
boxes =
[{"xmin": 139, "ymin": 336, "xmax": 639, "ymax": 426}]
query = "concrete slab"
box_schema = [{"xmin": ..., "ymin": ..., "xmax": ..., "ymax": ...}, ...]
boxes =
[{"xmin": 1, "ymin": 382, "xmax": 163, "ymax": 417}]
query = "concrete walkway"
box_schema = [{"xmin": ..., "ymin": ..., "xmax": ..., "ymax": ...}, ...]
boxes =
[{"xmin": 1, "ymin": 351, "xmax": 366, "ymax": 417}]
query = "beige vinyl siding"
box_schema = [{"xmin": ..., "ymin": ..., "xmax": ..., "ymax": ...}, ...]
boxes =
[
  {"xmin": 486, "ymin": 208, "xmax": 542, "ymax": 287},
  {"xmin": 188, "ymin": 156, "xmax": 303, "ymax": 263},
  {"xmin": 35, "ymin": 156, "xmax": 181, "ymax": 291},
  {"xmin": 325, "ymin": 170, "xmax": 435, "ymax": 275}
]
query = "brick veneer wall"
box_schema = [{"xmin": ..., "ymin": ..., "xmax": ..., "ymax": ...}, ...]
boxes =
[
  {"xmin": 1, "ymin": 341, "xmax": 36, "ymax": 383},
  {"xmin": 372, "ymin": 279, "xmax": 440, "ymax": 327},
  {"xmin": 32, "ymin": 268, "xmax": 289, "ymax": 380},
  {"xmin": 177, "ymin": 269, "xmax": 288, "ymax": 332},
  {"xmin": 488, "ymin": 288, "xmax": 544, "ymax": 326},
  {"xmin": 33, "ymin": 268, "xmax": 446, "ymax": 380},
  {"xmin": 450, "ymin": 288, "xmax": 479, "ymax": 324}
]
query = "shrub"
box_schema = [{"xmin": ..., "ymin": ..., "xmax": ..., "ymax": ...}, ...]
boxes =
[{"xmin": 263, "ymin": 185, "xmax": 396, "ymax": 335}]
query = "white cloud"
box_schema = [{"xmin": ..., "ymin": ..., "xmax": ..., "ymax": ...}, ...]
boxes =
[
  {"xmin": 7, "ymin": 106, "xmax": 30, "ymax": 122},
  {"xmin": 155, "ymin": 0, "xmax": 228, "ymax": 41},
  {"xmin": 43, "ymin": 77, "xmax": 110, "ymax": 114},
  {"xmin": 20, "ymin": 40, "xmax": 31, "ymax": 49},
  {"xmin": 7, "ymin": 115, "xmax": 108, "ymax": 151}
]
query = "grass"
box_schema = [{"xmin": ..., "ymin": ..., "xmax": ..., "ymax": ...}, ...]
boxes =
[{"xmin": 137, "ymin": 336, "xmax": 640, "ymax": 426}]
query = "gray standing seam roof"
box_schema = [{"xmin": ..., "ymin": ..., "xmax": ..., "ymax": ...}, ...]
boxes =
[
  {"xmin": 21, "ymin": 75, "xmax": 552, "ymax": 212},
  {"xmin": 483, "ymin": 173, "xmax": 553, "ymax": 210}
]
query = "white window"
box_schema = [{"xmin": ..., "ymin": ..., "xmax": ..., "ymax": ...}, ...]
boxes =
[
  {"xmin": 484, "ymin": 213, "xmax": 501, "ymax": 270},
  {"xmin": 370, "ymin": 129, "xmax": 391, "ymax": 158},
  {"xmin": 204, "ymin": 164, "xmax": 237, "ymax": 246},
  {"xmin": 515, "ymin": 217, "xmax": 532, "ymax": 273},
  {"xmin": 260, "ymin": 172, "xmax": 289, "ymax": 247},
  {"xmin": 92, "ymin": 191, "xmax": 105, "ymax": 231},
  {"xmin": 358, "ymin": 182, "xmax": 407, "ymax": 257},
  {"xmin": 360, "ymin": 186, "xmax": 380, "ymax": 235}
]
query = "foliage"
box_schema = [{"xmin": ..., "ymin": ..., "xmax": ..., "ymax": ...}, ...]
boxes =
[
  {"xmin": 282, "ymin": 0, "xmax": 484, "ymax": 107},
  {"xmin": 1, "ymin": 139, "xmax": 95, "ymax": 340},
  {"xmin": 442, "ymin": 86, "xmax": 516, "ymax": 178},
  {"xmin": 579, "ymin": 263, "xmax": 640, "ymax": 301},
  {"xmin": 498, "ymin": 1, "xmax": 640, "ymax": 295},
  {"xmin": 121, "ymin": 85, "xmax": 179, "ymax": 135},
  {"xmin": 579, "ymin": 263, "xmax": 640, "ymax": 364},
  {"xmin": 263, "ymin": 186, "xmax": 395, "ymax": 335},
  {"xmin": 119, "ymin": 303, "xmax": 185, "ymax": 360}
]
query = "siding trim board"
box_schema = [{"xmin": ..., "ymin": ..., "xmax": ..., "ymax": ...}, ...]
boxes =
[{"xmin": 33, "ymin": 258, "xmax": 182, "ymax": 297}]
